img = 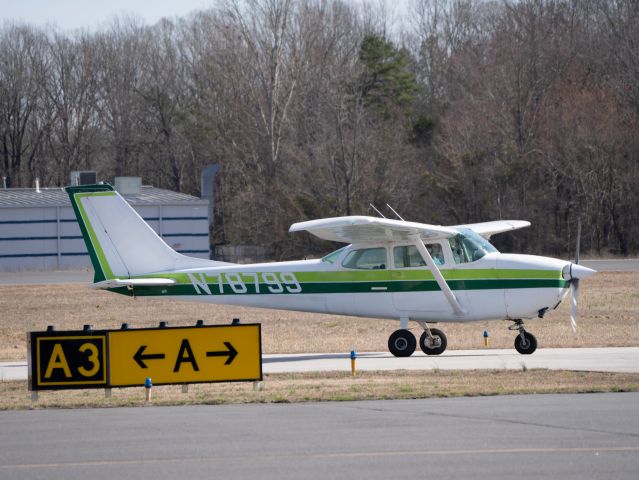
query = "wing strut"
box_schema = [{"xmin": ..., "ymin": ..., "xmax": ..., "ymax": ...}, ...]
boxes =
[{"xmin": 411, "ymin": 236, "xmax": 466, "ymax": 317}]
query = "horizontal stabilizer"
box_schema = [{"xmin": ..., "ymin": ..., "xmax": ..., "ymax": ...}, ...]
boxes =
[{"xmin": 90, "ymin": 278, "xmax": 177, "ymax": 290}]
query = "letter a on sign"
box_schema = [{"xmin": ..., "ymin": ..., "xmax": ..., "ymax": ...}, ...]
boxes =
[
  {"xmin": 44, "ymin": 343, "xmax": 72, "ymax": 378},
  {"xmin": 173, "ymin": 339, "xmax": 200, "ymax": 372}
]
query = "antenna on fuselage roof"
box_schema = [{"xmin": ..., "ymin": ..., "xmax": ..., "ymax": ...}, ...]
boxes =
[
  {"xmin": 386, "ymin": 204, "xmax": 405, "ymax": 221},
  {"xmin": 369, "ymin": 204, "xmax": 386, "ymax": 218}
]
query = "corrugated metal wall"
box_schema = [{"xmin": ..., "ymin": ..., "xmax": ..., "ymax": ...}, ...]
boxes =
[{"xmin": 0, "ymin": 204, "xmax": 209, "ymax": 271}]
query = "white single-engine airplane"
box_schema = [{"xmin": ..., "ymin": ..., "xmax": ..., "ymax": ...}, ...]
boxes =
[{"xmin": 66, "ymin": 184, "xmax": 595, "ymax": 356}]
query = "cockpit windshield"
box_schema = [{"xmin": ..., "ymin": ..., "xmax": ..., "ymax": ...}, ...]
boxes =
[
  {"xmin": 449, "ymin": 228, "xmax": 499, "ymax": 264},
  {"xmin": 321, "ymin": 247, "xmax": 346, "ymax": 264}
]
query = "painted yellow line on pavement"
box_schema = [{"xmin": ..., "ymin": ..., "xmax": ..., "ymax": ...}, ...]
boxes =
[
  {"xmin": 311, "ymin": 445, "xmax": 639, "ymax": 459},
  {"xmin": 3, "ymin": 446, "xmax": 639, "ymax": 470}
]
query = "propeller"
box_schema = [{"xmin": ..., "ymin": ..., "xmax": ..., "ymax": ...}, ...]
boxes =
[
  {"xmin": 567, "ymin": 264, "xmax": 595, "ymax": 331},
  {"xmin": 565, "ymin": 218, "xmax": 595, "ymax": 331},
  {"xmin": 570, "ymin": 276, "xmax": 579, "ymax": 332}
]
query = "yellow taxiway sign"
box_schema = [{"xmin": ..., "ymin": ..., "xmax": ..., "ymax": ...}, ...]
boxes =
[{"xmin": 108, "ymin": 324, "xmax": 262, "ymax": 386}]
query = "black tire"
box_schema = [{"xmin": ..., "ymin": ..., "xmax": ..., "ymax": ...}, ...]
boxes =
[
  {"xmin": 419, "ymin": 328, "xmax": 448, "ymax": 355},
  {"xmin": 388, "ymin": 329, "xmax": 417, "ymax": 357},
  {"xmin": 514, "ymin": 331, "xmax": 537, "ymax": 355}
]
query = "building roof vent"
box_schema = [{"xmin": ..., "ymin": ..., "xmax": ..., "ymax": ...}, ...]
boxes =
[
  {"xmin": 70, "ymin": 171, "xmax": 98, "ymax": 186},
  {"xmin": 114, "ymin": 177, "xmax": 142, "ymax": 195}
]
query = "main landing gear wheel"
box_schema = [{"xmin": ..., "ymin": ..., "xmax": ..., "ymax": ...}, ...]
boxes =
[
  {"xmin": 388, "ymin": 329, "xmax": 416, "ymax": 357},
  {"xmin": 419, "ymin": 328, "xmax": 447, "ymax": 355},
  {"xmin": 514, "ymin": 331, "xmax": 537, "ymax": 355}
]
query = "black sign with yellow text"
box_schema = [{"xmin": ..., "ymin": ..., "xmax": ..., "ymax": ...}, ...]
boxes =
[{"xmin": 28, "ymin": 331, "xmax": 108, "ymax": 390}]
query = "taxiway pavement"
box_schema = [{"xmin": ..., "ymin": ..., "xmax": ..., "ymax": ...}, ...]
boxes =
[
  {"xmin": 3, "ymin": 347, "xmax": 639, "ymax": 381},
  {"xmin": 1, "ymin": 392, "xmax": 638, "ymax": 480},
  {"xmin": 262, "ymin": 347, "xmax": 639, "ymax": 373}
]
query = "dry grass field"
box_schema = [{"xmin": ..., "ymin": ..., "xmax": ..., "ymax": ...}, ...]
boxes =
[
  {"xmin": 1, "ymin": 271, "xmax": 638, "ymax": 360},
  {"xmin": 2, "ymin": 370, "xmax": 638, "ymax": 410}
]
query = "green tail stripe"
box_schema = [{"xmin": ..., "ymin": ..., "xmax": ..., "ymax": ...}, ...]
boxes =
[{"xmin": 65, "ymin": 184, "xmax": 115, "ymax": 283}]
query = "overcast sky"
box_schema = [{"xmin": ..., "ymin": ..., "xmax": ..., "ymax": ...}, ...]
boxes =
[
  {"xmin": 0, "ymin": 0, "xmax": 215, "ymax": 31},
  {"xmin": 1, "ymin": 0, "xmax": 411, "ymax": 39}
]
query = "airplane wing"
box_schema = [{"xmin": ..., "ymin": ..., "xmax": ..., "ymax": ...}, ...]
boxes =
[
  {"xmin": 289, "ymin": 216, "xmax": 457, "ymax": 243},
  {"xmin": 454, "ymin": 220, "xmax": 531, "ymax": 239}
]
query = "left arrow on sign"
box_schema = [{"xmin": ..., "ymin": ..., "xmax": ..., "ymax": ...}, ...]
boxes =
[{"xmin": 134, "ymin": 345, "xmax": 166, "ymax": 368}]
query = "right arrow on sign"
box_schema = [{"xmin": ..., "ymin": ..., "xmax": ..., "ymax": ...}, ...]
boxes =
[
  {"xmin": 206, "ymin": 342, "xmax": 238, "ymax": 365},
  {"xmin": 134, "ymin": 345, "xmax": 166, "ymax": 368}
]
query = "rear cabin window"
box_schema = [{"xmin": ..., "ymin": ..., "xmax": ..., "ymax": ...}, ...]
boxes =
[
  {"xmin": 393, "ymin": 244, "xmax": 444, "ymax": 268},
  {"xmin": 342, "ymin": 248, "xmax": 387, "ymax": 270}
]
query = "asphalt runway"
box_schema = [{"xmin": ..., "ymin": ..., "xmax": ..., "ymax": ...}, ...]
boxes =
[
  {"xmin": 0, "ymin": 270, "xmax": 92, "ymax": 285},
  {"xmin": 580, "ymin": 258, "xmax": 639, "ymax": 271},
  {"xmin": 1, "ymin": 392, "xmax": 638, "ymax": 480}
]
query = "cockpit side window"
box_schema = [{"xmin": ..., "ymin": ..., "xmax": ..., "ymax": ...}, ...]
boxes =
[
  {"xmin": 448, "ymin": 236, "xmax": 470, "ymax": 264},
  {"xmin": 342, "ymin": 248, "xmax": 387, "ymax": 270},
  {"xmin": 393, "ymin": 244, "xmax": 444, "ymax": 268}
]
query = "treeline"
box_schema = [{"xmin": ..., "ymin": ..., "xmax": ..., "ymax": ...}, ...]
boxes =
[{"xmin": 1, "ymin": 0, "xmax": 638, "ymax": 258}]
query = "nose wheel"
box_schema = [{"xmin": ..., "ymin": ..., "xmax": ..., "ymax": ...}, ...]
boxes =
[{"xmin": 509, "ymin": 320, "xmax": 537, "ymax": 355}]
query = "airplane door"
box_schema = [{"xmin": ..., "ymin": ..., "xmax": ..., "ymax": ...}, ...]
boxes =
[
  {"xmin": 391, "ymin": 243, "xmax": 452, "ymax": 315},
  {"xmin": 453, "ymin": 256, "xmax": 504, "ymax": 321},
  {"xmin": 391, "ymin": 268, "xmax": 453, "ymax": 314}
]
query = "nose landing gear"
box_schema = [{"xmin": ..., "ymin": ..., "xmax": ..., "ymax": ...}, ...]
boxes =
[{"xmin": 509, "ymin": 319, "xmax": 537, "ymax": 355}]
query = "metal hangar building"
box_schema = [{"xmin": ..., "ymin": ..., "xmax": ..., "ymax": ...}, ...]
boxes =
[{"xmin": 0, "ymin": 177, "xmax": 209, "ymax": 271}]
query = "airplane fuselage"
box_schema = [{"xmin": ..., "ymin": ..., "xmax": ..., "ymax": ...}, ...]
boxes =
[{"xmin": 113, "ymin": 250, "xmax": 571, "ymax": 323}]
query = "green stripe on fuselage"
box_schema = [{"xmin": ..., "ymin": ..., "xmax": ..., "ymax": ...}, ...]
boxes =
[
  {"xmin": 136, "ymin": 268, "xmax": 562, "ymax": 284},
  {"xmin": 112, "ymin": 276, "xmax": 569, "ymax": 297}
]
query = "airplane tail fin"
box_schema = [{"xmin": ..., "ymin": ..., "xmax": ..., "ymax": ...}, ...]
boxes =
[{"xmin": 66, "ymin": 184, "xmax": 228, "ymax": 283}]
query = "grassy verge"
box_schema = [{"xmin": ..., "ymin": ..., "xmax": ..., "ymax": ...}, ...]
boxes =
[{"xmin": 2, "ymin": 370, "xmax": 638, "ymax": 410}]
